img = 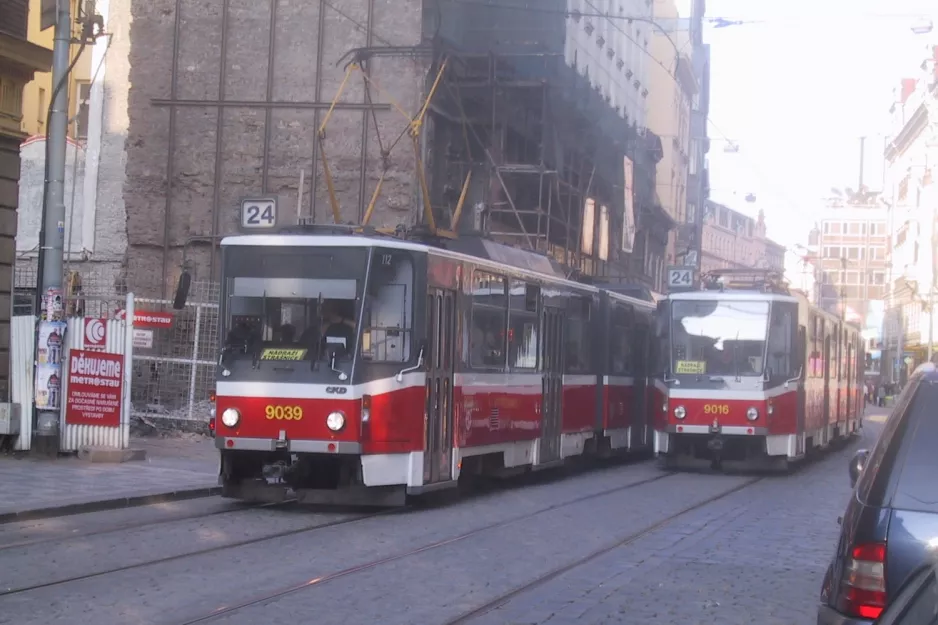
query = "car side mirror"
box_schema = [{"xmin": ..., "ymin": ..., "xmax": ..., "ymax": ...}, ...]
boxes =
[{"xmin": 849, "ymin": 449, "xmax": 869, "ymax": 488}]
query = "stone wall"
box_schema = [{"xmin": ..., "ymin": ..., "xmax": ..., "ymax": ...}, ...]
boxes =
[{"xmin": 119, "ymin": 0, "xmax": 427, "ymax": 296}]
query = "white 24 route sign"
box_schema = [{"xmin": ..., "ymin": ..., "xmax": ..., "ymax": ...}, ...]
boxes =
[
  {"xmin": 240, "ymin": 197, "xmax": 278, "ymax": 229},
  {"xmin": 667, "ymin": 267, "xmax": 695, "ymax": 288}
]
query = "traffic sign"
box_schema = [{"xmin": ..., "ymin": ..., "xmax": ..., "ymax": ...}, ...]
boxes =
[
  {"xmin": 666, "ymin": 266, "xmax": 696, "ymax": 291},
  {"xmin": 240, "ymin": 197, "xmax": 278, "ymax": 230}
]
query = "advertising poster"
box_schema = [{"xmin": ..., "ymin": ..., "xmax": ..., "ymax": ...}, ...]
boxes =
[
  {"xmin": 44, "ymin": 287, "xmax": 64, "ymax": 322},
  {"xmin": 35, "ymin": 364, "xmax": 62, "ymax": 410},
  {"xmin": 37, "ymin": 321, "xmax": 67, "ymax": 365},
  {"xmin": 65, "ymin": 349, "xmax": 123, "ymax": 428}
]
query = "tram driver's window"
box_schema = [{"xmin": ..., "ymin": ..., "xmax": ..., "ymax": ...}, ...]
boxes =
[
  {"xmin": 767, "ymin": 304, "xmax": 794, "ymax": 378},
  {"xmin": 361, "ymin": 252, "xmax": 413, "ymax": 362}
]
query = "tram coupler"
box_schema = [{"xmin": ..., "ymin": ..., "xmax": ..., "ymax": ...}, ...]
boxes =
[{"xmin": 707, "ymin": 436, "xmax": 724, "ymax": 470}]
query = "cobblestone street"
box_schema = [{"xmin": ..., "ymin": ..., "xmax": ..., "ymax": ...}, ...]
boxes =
[{"xmin": 0, "ymin": 408, "xmax": 882, "ymax": 625}]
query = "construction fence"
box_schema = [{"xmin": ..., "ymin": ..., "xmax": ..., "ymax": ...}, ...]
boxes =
[{"xmin": 14, "ymin": 261, "xmax": 220, "ymax": 426}]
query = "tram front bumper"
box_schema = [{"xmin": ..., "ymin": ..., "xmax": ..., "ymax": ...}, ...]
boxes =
[{"xmin": 215, "ymin": 436, "xmax": 362, "ymax": 454}]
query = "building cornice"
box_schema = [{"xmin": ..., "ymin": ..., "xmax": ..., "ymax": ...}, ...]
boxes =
[
  {"xmin": 885, "ymin": 84, "xmax": 936, "ymax": 161},
  {"xmin": 0, "ymin": 32, "xmax": 54, "ymax": 75}
]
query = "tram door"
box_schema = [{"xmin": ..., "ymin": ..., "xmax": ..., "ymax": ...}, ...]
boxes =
[
  {"xmin": 424, "ymin": 289, "xmax": 455, "ymax": 484},
  {"xmin": 631, "ymin": 323, "xmax": 650, "ymax": 450},
  {"xmin": 822, "ymin": 333, "xmax": 832, "ymax": 443},
  {"xmin": 540, "ymin": 307, "xmax": 565, "ymax": 464},
  {"xmin": 796, "ymin": 326, "xmax": 807, "ymax": 445}
]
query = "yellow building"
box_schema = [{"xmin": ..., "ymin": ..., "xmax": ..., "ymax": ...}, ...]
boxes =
[
  {"xmin": 21, "ymin": 0, "xmax": 92, "ymax": 139},
  {"xmin": 646, "ymin": 0, "xmax": 697, "ymax": 262}
]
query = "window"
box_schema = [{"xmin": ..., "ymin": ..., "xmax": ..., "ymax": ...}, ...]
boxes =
[
  {"xmin": 582, "ymin": 198, "xmax": 596, "ymax": 256},
  {"xmin": 609, "ymin": 305, "xmax": 633, "ymax": 374},
  {"xmin": 75, "ymin": 81, "xmax": 91, "ymax": 139},
  {"xmin": 831, "ymin": 222, "xmax": 842, "ymax": 234},
  {"xmin": 565, "ymin": 297, "xmax": 591, "ymax": 373},
  {"xmin": 508, "ymin": 281, "xmax": 538, "ymax": 369},
  {"xmin": 360, "ymin": 251, "xmax": 414, "ymax": 362},
  {"xmin": 598, "ymin": 204, "xmax": 610, "ymax": 261},
  {"xmin": 766, "ymin": 303, "xmax": 795, "ymax": 378},
  {"xmin": 848, "ymin": 222, "xmax": 860, "ymax": 235},
  {"xmin": 469, "ymin": 271, "xmax": 507, "ymax": 368},
  {"xmin": 37, "ymin": 87, "xmax": 46, "ymax": 133},
  {"xmin": 671, "ymin": 300, "xmax": 771, "ymax": 377},
  {"xmin": 873, "ymin": 271, "xmax": 885, "ymax": 285},
  {"xmin": 847, "ymin": 247, "xmax": 859, "ymax": 260}
]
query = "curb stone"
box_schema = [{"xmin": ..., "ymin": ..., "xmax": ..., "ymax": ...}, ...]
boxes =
[{"xmin": 0, "ymin": 486, "xmax": 222, "ymax": 524}]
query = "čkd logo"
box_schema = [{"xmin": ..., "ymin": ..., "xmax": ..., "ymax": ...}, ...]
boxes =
[{"xmin": 325, "ymin": 387, "xmax": 347, "ymax": 395}]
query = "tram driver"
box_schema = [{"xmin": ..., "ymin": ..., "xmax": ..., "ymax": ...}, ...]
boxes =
[{"xmin": 320, "ymin": 299, "xmax": 357, "ymax": 356}]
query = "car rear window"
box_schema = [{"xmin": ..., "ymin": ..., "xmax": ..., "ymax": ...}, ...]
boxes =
[{"xmin": 889, "ymin": 381, "xmax": 938, "ymax": 514}]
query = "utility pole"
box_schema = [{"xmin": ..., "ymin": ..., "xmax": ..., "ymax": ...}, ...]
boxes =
[{"xmin": 33, "ymin": 0, "xmax": 72, "ymax": 453}]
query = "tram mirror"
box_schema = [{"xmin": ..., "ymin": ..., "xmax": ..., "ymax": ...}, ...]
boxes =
[{"xmin": 172, "ymin": 270, "xmax": 192, "ymax": 310}]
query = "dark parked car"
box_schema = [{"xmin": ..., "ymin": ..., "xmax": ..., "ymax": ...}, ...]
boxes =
[
  {"xmin": 818, "ymin": 363, "xmax": 938, "ymax": 625},
  {"xmin": 870, "ymin": 563, "xmax": 938, "ymax": 625}
]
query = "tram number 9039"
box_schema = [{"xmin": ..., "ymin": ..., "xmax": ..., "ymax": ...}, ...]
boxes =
[
  {"xmin": 703, "ymin": 404, "xmax": 730, "ymax": 415},
  {"xmin": 265, "ymin": 405, "xmax": 304, "ymax": 421}
]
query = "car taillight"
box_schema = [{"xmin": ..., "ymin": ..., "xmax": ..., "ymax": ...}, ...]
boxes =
[{"xmin": 839, "ymin": 542, "xmax": 886, "ymax": 619}]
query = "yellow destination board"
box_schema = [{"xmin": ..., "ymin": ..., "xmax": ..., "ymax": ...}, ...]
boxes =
[
  {"xmin": 675, "ymin": 360, "xmax": 706, "ymax": 374},
  {"xmin": 260, "ymin": 348, "xmax": 308, "ymax": 361}
]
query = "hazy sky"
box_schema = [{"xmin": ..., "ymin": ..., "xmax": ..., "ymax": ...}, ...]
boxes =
[{"xmin": 703, "ymin": 0, "xmax": 936, "ymax": 252}]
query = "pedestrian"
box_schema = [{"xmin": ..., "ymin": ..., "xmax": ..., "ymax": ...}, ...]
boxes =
[{"xmin": 877, "ymin": 385, "xmax": 886, "ymax": 407}]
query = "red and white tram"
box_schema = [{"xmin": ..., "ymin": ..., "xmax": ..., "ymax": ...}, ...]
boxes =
[
  {"xmin": 173, "ymin": 226, "xmax": 658, "ymax": 505},
  {"xmin": 652, "ymin": 269, "xmax": 865, "ymax": 471}
]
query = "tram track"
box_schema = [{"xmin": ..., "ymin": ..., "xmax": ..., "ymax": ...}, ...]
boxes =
[
  {"xmin": 170, "ymin": 471, "xmax": 680, "ymax": 625},
  {"xmin": 0, "ymin": 457, "xmax": 659, "ymax": 601},
  {"xmin": 0, "ymin": 499, "xmax": 295, "ymax": 552},
  {"xmin": 442, "ymin": 476, "xmax": 764, "ymax": 624},
  {"xmin": 0, "ymin": 508, "xmax": 389, "ymax": 597}
]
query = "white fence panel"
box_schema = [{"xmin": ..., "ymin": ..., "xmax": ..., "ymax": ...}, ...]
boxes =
[
  {"xmin": 11, "ymin": 315, "xmax": 36, "ymax": 450},
  {"xmin": 59, "ymin": 310, "xmax": 133, "ymax": 451}
]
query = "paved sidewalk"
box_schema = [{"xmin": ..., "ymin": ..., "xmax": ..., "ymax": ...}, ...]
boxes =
[{"xmin": 0, "ymin": 436, "xmax": 219, "ymax": 522}]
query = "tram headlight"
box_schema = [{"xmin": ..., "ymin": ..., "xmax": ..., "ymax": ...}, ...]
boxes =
[
  {"xmin": 746, "ymin": 407, "xmax": 759, "ymax": 422},
  {"xmin": 326, "ymin": 411, "xmax": 346, "ymax": 432},
  {"xmin": 221, "ymin": 408, "xmax": 240, "ymax": 428},
  {"xmin": 673, "ymin": 405, "xmax": 686, "ymax": 420}
]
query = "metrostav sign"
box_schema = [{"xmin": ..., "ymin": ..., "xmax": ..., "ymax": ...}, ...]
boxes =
[{"xmin": 114, "ymin": 309, "xmax": 174, "ymax": 329}]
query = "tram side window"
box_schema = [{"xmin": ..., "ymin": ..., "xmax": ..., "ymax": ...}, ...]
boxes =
[
  {"xmin": 508, "ymin": 281, "xmax": 538, "ymax": 370},
  {"xmin": 360, "ymin": 252, "xmax": 413, "ymax": 362},
  {"xmin": 470, "ymin": 271, "xmax": 508, "ymax": 369},
  {"xmin": 565, "ymin": 297, "xmax": 591, "ymax": 373},
  {"xmin": 767, "ymin": 303, "xmax": 796, "ymax": 378},
  {"xmin": 610, "ymin": 306, "xmax": 633, "ymax": 375}
]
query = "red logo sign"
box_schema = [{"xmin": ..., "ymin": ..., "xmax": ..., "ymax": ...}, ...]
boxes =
[
  {"xmin": 115, "ymin": 309, "xmax": 174, "ymax": 329},
  {"xmin": 83, "ymin": 318, "xmax": 108, "ymax": 351},
  {"xmin": 65, "ymin": 349, "xmax": 123, "ymax": 428}
]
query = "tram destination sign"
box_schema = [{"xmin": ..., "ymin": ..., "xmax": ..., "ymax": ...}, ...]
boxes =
[
  {"xmin": 666, "ymin": 266, "xmax": 697, "ymax": 292},
  {"xmin": 239, "ymin": 196, "xmax": 279, "ymax": 232}
]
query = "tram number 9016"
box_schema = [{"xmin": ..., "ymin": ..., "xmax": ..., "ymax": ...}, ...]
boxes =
[
  {"xmin": 703, "ymin": 404, "xmax": 730, "ymax": 415},
  {"xmin": 265, "ymin": 405, "xmax": 304, "ymax": 421}
]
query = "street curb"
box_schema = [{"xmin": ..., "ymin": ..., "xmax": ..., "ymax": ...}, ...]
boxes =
[{"xmin": 0, "ymin": 486, "xmax": 223, "ymax": 525}]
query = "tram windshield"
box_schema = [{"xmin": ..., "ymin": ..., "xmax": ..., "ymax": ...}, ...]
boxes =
[
  {"xmin": 670, "ymin": 300, "xmax": 770, "ymax": 377},
  {"xmin": 221, "ymin": 246, "xmax": 368, "ymax": 365}
]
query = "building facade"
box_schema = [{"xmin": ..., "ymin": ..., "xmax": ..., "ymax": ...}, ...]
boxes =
[
  {"xmin": 21, "ymin": 0, "xmax": 92, "ymax": 139},
  {"xmin": 700, "ymin": 201, "xmax": 784, "ymax": 274},
  {"xmin": 0, "ymin": 0, "xmax": 52, "ymax": 400},
  {"xmin": 647, "ymin": 0, "xmax": 697, "ymax": 266},
  {"xmin": 807, "ymin": 198, "xmax": 888, "ymax": 324},
  {"xmin": 8, "ymin": 0, "xmax": 683, "ymax": 300},
  {"xmin": 882, "ymin": 46, "xmax": 938, "ymax": 381}
]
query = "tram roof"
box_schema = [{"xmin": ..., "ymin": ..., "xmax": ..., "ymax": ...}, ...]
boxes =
[
  {"xmin": 220, "ymin": 234, "xmax": 655, "ymax": 310},
  {"xmin": 668, "ymin": 290, "xmax": 799, "ymax": 303}
]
